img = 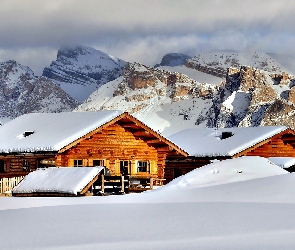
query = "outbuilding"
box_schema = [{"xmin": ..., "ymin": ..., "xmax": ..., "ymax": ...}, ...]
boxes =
[{"xmin": 166, "ymin": 126, "xmax": 295, "ymax": 182}]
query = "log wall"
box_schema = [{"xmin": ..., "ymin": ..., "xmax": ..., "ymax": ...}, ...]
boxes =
[
  {"xmin": 245, "ymin": 137, "xmax": 295, "ymax": 157},
  {"xmin": 57, "ymin": 124, "xmax": 161, "ymax": 178}
]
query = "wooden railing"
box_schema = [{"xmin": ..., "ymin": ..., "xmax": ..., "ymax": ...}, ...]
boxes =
[{"xmin": 0, "ymin": 176, "xmax": 25, "ymax": 194}]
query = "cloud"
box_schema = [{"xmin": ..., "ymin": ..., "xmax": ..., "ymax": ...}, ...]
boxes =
[{"xmin": 1, "ymin": 0, "xmax": 295, "ymax": 73}]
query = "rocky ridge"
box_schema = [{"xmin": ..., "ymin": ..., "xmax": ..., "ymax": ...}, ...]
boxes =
[
  {"xmin": 196, "ymin": 66, "xmax": 295, "ymax": 129},
  {"xmin": 76, "ymin": 61, "xmax": 218, "ymax": 113},
  {"xmin": 76, "ymin": 60, "xmax": 295, "ymax": 136},
  {"xmin": 186, "ymin": 51, "xmax": 284, "ymax": 78},
  {"xmin": 0, "ymin": 60, "xmax": 78, "ymax": 121}
]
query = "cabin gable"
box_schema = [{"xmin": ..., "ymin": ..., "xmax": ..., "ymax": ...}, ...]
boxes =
[
  {"xmin": 55, "ymin": 114, "xmax": 186, "ymax": 180},
  {"xmin": 235, "ymin": 129, "xmax": 295, "ymax": 158}
]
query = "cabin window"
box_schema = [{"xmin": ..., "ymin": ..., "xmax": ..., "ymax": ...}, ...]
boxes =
[
  {"xmin": 137, "ymin": 161, "xmax": 150, "ymax": 173},
  {"xmin": 73, "ymin": 159, "xmax": 83, "ymax": 167},
  {"xmin": 92, "ymin": 159, "xmax": 105, "ymax": 167},
  {"xmin": 120, "ymin": 161, "xmax": 130, "ymax": 175},
  {"xmin": 23, "ymin": 160, "xmax": 30, "ymax": 171},
  {"xmin": 0, "ymin": 160, "xmax": 6, "ymax": 172}
]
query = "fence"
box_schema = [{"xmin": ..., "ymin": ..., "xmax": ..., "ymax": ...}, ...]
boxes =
[{"xmin": 0, "ymin": 176, "xmax": 24, "ymax": 194}]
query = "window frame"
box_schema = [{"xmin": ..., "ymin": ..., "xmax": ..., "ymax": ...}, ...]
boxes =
[
  {"xmin": 73, "ymin": 159, "xmax": 83, "ymax": 167},
  {"xmin": 92, "ymin": 159, "xmax": 105, "ymax": 167},
  {"xmin": 137, "ymin": 161, "xmax": 150, "ymax": 173}
]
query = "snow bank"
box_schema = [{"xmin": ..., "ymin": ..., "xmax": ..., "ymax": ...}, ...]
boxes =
[
  {"xmin": 163, "ymin": 156, "xmax": 288, "ymax": 189},
  {"xmin": 2, "ymin": 157, "xmax": 295, "ymax": 250}
]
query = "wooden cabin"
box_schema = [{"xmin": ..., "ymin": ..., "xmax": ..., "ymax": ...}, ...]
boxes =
[
  {"xmin": 0, "ymin": 111, "xmax": 187, "ymax": 191},
  {"xmin": 166, "ymin": 126, "xmax": 295, "ymax": 182}
]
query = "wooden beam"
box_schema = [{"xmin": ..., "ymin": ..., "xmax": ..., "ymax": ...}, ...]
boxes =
[
  {"xmin": 145, "ymin": 139, "xmax": 161, "ymax": 144},
  {"xmin": 120, "ymin": 123, "xmax": 140, "ymax": 129},
  {"xmin": 79, "ymin": 174, "xmax": 100, "ymax": 195},
  {"xmin": 133, "ymin": 130, "xmax": 151, "ymax": 137}
]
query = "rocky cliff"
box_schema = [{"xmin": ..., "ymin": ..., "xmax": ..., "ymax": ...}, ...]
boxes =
[
  {"xmin": 196, "ymin": 66, "xmax": 295, "ymax": 129},
  {"xmin": 0, "ymin": 60, "xmax": 78, "ymax": 121},
  {"xmin": 42, "ymin": 45, "xmax": 126, "ymax": 102}
]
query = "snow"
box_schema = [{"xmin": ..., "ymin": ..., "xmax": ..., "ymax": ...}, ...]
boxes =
[
  {"xmin": 12, "ymin": 167, "xmax": 104, "ymax": 195},
  {"xmin": 163, "ymin": 156, "xmax": 288, "ymax": 189},
  {"xmin": 168, "ymin": 126, "xmax": 287, "ymax": 156},
  {"xmin": 0, "ymin": 110, "xmax": 123, "ymax": 153},
  {"xmin": 1, "ymin": 157, "xmax": 295, "ymax": 249},
  {"xmin": 159, "ymin": 65, "xmax": 223, "ymax": 85},
  {"xmin": 188, "ymin": 51, "xmax": 285, "ymax": 73}
]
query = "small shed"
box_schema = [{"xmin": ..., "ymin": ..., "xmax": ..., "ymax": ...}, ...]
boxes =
[{"xmin": 12, "ymin": 167, "xmax": 104, "ymax": 196}]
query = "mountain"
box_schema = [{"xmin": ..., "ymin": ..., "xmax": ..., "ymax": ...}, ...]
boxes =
[
  {"xmin": 0, "ymin": 60, "xmax": 78, "ymax": 121},
  {"xmin": 154, "ymin": 53, "xmax": 191, "ymax": 67},
  {"xmin": 74, "ymin": 61, "xmax": 219, "ymax": 136},
  {"xmin": 42, "ymin": 45, "xmax": 126, "ymax": 102},
  {"xmin": 185, "ymin": 51, "xmax": 286, "ymax": 78},
  {"xmin": 75, "ymin": 57, "xmax": 295, "ymax": 136}
]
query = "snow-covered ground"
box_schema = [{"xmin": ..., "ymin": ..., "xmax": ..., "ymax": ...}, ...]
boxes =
[
  {"xmin": 1, "ymin": 156, "xmax": 295, "ymax": 249},
  {"xmin": 159, "ymin": 65, "xmax": 224, "ymax": 85}
]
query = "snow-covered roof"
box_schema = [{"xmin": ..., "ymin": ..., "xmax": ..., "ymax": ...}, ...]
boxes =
[
  {"xmin": 0, "ymin": 110, "xmax": 123, "ymax": 153},
  {"xmin": 12, "ymin": 166, "xmax": 104, "ymax": 195},
  {"xmin": 168, "ymin": 126, "xmax": 288, "ymax": 157},
  {"xmin": 268, "ymin": 157, "xmax": 295, "ymax": 169}
]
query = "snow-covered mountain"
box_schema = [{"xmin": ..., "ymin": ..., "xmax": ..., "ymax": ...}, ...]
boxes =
[
  {"xmin": 43, "ymin": 45, "xmax": 126, "ymax": 102},
  {"xmin": 0, "ymin": 60, "xmax": 78, "ymax": 121},
  {"xmin": 186, "ymin": 51, "xmax": 286, "ymax": 78},
  {"xmin": 75, "ymin": 58, "xmax": 295, "ymax": 136},
  {"xmin": 75, "ymin": 62, "xmax": 220, "ymax": 136}
]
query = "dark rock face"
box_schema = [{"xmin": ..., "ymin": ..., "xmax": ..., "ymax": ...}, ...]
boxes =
[
  {"xmin": 42, "ymin": 45, "xmax": 126, "ymax": 102},
  {"xmin": 0, "ymin": 60, "xmax": 78, "ymax": 120},
  {"xmin": 155, "ymin": 53, "xmax": 191, "ymax": 67}
]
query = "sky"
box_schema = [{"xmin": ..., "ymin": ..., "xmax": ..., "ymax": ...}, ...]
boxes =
[{"xmin": 1, "ymin": 0, "xmax": 295, "ymax": 75}]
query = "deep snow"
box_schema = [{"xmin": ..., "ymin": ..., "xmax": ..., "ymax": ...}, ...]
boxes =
[{"xmin": 1, "ymin": 156, "xmax": 295, "ymax": 250}]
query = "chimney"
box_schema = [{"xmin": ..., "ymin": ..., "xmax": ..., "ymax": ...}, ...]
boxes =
[{"xmin": 221, "ymin": 131, "xmax": 233, "ymax": 140}]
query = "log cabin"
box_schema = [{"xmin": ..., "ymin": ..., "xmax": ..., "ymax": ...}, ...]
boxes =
[
  {"xmin": 0, "ymin": 111, "xmax": 187, "ymax": 189},
  {"xmin": 166, "ymin": 126, "xmax": 295, "ymax": 182}
]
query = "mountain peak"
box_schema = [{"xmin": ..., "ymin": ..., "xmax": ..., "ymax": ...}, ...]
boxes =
[
  {"xmin": 155, "ymin": 53, "xmax": 191, "ymax": 67},
  {"xmin": 0, "ymin": 60, "xmax": 34, "ymax": 77},
  {"xmin": 0, "ymin": 60, "xmax": 78, "ymax": 120},
  {"xmin": 43, "ymin": 45, "xmax": 126, "ymax": 102}
]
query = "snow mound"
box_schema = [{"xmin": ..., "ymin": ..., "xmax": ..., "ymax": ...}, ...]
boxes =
[{"xmin": 163, "ymin": 156, "xmax": 288, "ymax": 189}]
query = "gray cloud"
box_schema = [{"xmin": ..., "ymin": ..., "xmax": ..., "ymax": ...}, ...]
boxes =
[{"xmin": 1, "ymin": 0, "xmax": 295, "ymax": 75}]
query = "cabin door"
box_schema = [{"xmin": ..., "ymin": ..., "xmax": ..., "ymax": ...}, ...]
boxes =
[
  {"xmin": 0, "ymin": 160, "xmax": 5, "ymax": 172},
  {"xmin": 173, "ymin": 168, "xmax": 182, "ymax": 179},
  {"xmin": 120, "ymin": 161, "xmax": 130, "ymax": 175}
]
